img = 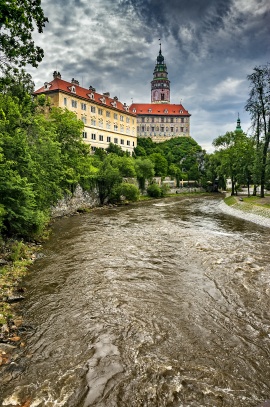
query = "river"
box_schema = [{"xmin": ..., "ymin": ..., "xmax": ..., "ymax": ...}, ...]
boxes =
[{"xmin": 1, "ymin": 195, "xmax": 270, "ymax": 407}]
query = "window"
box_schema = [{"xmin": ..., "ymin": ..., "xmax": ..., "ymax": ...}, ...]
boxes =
[
  {"xmin": 120, "ymin": 115, "xmax": 124, "ymax": 121},
  {"xmin": 114, "ymin": 113, "xmax": 118, "ymax": 119},
  {"xmin": 91, "ymin": 118, "xmax": 96, "ymax": 126},
  {"xmin": 132, "ymin": 141, "xmax": 135, "ymax": 146},
  {"xmin": 151, "ymin": 126, "xmax": 154, "ymax": 132},
  {"xmin": 171, "ymin": 127, "xmax": 174, "ymax": 132},
  {"xmin": 106, "ymin": 111, "xmax": 110, "ymax": 117},
  {"xmin": 81, "ymin": 103, "xmax": 86, "ymax": 110},
  {"xmin": 63, "ymin": 97, "xmax": 67, "ymax": 106},
  {"xmin": 106, "ymin": 122, "xmax": 111, "ymax": 129},
  {"xmin": 98, "ymin": 108, "xmax": 103, "ymax": 115},
  {"xmin": 170, "ymin": 118, "xmax": 174, "ymax": 123},
  {"xmin": 81, "ymin": 116, "xmax": 87, "ymax": 124},
  {"xmin": 71, "ymin": 100, "xmax": 77, "ymax": 108},
  {"xmin": 120, "ymin": 124, "xmax": 124, "ymax": 132},
  {"xmin": 91, "ymin": 146, "xmax": 96, "ymax": 152},
  {"xmin": 161, "ymin": 127, "xmax": 164, "ymax": 132},
  {"xmin": 127, "ymin": 140, "xmax": 130, "ymax": 146},
  {"xmin": 181, "ymin": 118, "xmax": 184, "ymax": 123},
  {"xmin": 161, "ymin": 93, "xmax": 164, "ymax": 100},
  {"xmin": 107, "ymin": 136, "xmax": 111, "ymax": 142},
  {"xmin": 126, "ymin": 117, "xmax": 130, "ymax": 123},
  {"xmin": 161, "ymin": 117, "xmax": 164, "ymax": 123},
  {"xmin": 141, "ymin": 117, "xmax": 145, "ymax": 123},
  {"xmin": 181, "ymin": 127, "xmax": 184, "ymax": 132},
  {"xmin": 91, "ymin": 106, "xmax": 96, "ymax": 113},
  {"xmin": 114, "ymin": 124, "xmax": 118, "ymax": 131},
  {"xmin": 114, "ymin": 138, "xmax": 118, "ymax": 144},
  {"xmin": 71, "ymin": 85, "xmax": 76, "ymax": 93},
  {"xmin": 99, "ymin": 135, "xmax": 103, "ymax": 141},
  {"xmin": 120, "ymin": 139, "xmax": 124, "ymax": 145},
  {"xmin": 82, "ymin": 131, "xmax": 87, "ymax": 139},
  {"xmin": 98, "ymin": 119, "xmax": 103, "ymax": 128},
  {"xmin": 91, "ymin": 133, "xmax": 96, "ymax": 140}
]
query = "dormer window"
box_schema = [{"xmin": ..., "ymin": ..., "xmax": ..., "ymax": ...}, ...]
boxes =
[
  {"xmin": 180, "ymin": 110, "xmax": 183, "ymax": 113},
  {"xmin": 148, "ymin": 108, "xmax": 152, "ymax": 113},
  {"xmin": 87, "ymin": 93, "xmax": 94, "ymax": 99},
  {"xmin": 70, "ymin": 85, "xmax": 76, "ymax": 93},
  {"xmin": 164, "ymin": 109, "xmax": 168, "ymax": 113},
  {"xmin": 111, "ymin": 101, "xmax": 117, "ymax": 108},
  {"xmin": 44, "ymin": 82, "xmax": 51, "ymax": 90},
  {"xmin": 100, "ymin": 97, "xmax": 106, "ymax": 104},
  {"xmin": 132, "ymin": 108, "xmax": 136, "ymax": 113}
]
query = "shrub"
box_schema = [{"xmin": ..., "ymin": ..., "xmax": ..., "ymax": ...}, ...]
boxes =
[
  {"xmin": 112, "ymin": 183, "xmax": 140, "ymax": 202},
  {"xmin": 147, "ymin": 183, "xmax": 162, "ymax": 198}
]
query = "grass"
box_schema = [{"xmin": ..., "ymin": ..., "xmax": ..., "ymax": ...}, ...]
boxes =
[
  {"xmin": 224, "ymin": 196, "xmax": 238, "ymax": 206},
  {"xmin": 0, "ymin": 240, "xmax": 37, "ymax": 326}
]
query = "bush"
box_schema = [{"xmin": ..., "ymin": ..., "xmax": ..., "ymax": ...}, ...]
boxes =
[
  {"xmin": 112, "ymin": 183, "xmax": 140, "ymax": 202},
  {"xmin": 147, "ymin": 183, "xmax": 162, "ymax": 198}
]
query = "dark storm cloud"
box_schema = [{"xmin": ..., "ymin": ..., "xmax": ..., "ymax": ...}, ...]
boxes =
[{"xmin": 28, "ymin": 0, "xmax": 270, "ymax": 151}]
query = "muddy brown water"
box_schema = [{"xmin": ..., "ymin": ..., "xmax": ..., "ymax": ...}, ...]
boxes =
[{"xmin": 1, "ymin": 196, "xmax": 270, "ymax": 406}]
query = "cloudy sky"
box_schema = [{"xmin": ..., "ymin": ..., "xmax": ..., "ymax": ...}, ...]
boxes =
[{"xmin": 28, "ymin": 0, "xmax": 270, "ymax": 152}]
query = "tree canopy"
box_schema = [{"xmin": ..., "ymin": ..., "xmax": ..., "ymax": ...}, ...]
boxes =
[{"xmin": 0, "ymin": 0, "xmax": 48, "ymax": 71}]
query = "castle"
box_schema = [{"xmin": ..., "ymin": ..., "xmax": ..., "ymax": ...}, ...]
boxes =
[
  {"xmin": 34, "ymin": 45, "xmax": 191, "ymax": 151},
  {"xmin": 130, "ymin": 44, "xmax": 191, "ymax": 143}
]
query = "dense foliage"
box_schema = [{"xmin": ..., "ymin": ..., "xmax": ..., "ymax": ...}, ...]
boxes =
[
  {"xmin": 205, "ymin": 64, "xmax": 270, "ymax": 197},
  {"xmin": 0, "ymin": 0, "xmax": 48, "ymax": 71}
]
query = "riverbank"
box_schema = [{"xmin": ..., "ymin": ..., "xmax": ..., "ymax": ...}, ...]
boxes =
[{"xmin": 220, "ymin": 194, "xmax": 270, "ymax": 227}]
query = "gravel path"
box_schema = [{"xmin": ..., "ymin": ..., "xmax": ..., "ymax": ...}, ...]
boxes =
[{"xmin": 219, "ymin": 199, "xmax": 270, "ymax": 228}]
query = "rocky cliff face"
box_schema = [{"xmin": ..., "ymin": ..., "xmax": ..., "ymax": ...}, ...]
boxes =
[{"xmin": 51, "ymin": 185, "xmax": 100, "ymax": 218}]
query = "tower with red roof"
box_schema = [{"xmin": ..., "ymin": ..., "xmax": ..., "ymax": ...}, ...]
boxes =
[{"xmin": 130, "ymin": 45, "xmax": 191, "ymax": 143}]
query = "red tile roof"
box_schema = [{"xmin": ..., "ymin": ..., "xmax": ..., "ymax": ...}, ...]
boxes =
[
  {"xmin": 129, "ymin": 103, "xmax": 190, "ymax": 116},
  {"xmin": 34, "ymin": 77, "xmax": 136, "ymax": 116}
]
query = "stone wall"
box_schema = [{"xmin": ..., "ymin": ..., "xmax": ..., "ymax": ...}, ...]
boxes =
[{"xmin": 51, "ymin": 185, "xmax": 100, "ymax": 218}]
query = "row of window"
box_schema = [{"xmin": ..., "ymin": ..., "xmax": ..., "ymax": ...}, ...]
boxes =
[
  {"xmin": 64, "ymin": 98, "xmax": 131, "ymax": 122},
  {"xmin": 82, "ymin": 132, "xmax": 134, "ymax": 146},
  {"xmin": 139, "ymin": 117, "xmax": 187, "ymax": 123},
  {"xmin": 139, "ymin": 126, "xmax": 187, "ymax": 133}
]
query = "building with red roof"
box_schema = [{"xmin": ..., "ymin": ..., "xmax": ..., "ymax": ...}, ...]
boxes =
[
  {"xmin": 130, "ymin": 45, "xmax": 191, "ymax": 143},
  {"xmin": 34, "ymin": 72, "xmax": 137, "ymax": 153}
]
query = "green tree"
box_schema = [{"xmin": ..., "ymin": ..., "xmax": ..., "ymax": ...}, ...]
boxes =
[
  {"xmin": 0, "ymin": 0, "xmax": 48, "ymax": 70},
  {"xmin": 135, "ymin": 157, "xmax": 155, "ymax": 191},
  {"xmin": 245, "ymin": 64, "xmax": 270, "ymax": 197},
  {"xmin": 149, "ymin": 152, "xmax": 168, "ymax": 177},
  {"xmin": 112, "ymin": 183, "xmax": 140, "ymax": 202},
  {"xmin": 96, "ymin": 159, "xmax": 122, "ymax": 205},
  {"xmin": 106, "ymin": 142, "xmax": 125, "ymax": 156},
  {"xmin": 109, "ymin": 155, "xmax": 136, "ymax": 178},
  {"xmin": 213, "ymin": 131, "xmax": 255, "ymax": 195}
]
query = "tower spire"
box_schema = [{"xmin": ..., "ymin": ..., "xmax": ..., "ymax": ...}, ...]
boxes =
[
  {"xmin": 235, "ymin": 113, "xmax": 242, "ymax": 132},
  {"xmin": 151, "ymin": 43, "xmax": 170, "ymax": 103}
]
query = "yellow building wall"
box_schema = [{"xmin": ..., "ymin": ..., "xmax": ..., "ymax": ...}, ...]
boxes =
[{"xmin": 49, "ymin": 92, "xmax": 137, "ymax": 154}]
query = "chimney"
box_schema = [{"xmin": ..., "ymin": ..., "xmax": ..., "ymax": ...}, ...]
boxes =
[
  {"xmin": 71, "ymin": 78, "xmax": 80, "ymax": 85},
  {"xmin": 103, "ymin": 92, "xmax": 110, "ymax": 97},
  {"xmin": 53, "ymin": 71, "xmax": 61, "ymax": 79},
  {"xmin": 89, "ymin": 85, "xmax": 96, "ymax": 92},
  {"xmin": 113, "ymin": 96, "xmax": 118, "ymax": 101}
]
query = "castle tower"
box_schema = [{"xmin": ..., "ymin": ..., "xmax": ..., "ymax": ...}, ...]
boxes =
[
  {"xmin": 151, "ymin": 43, "xmax": 170, "ymax": 103},
  {"xmin": 235, "ymin": 113, "xmax": 242, "ymax": 132}
]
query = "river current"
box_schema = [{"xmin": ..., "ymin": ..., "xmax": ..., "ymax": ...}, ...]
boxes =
[{"xmin": 1, "ymin": 195, "xmax": 270, "ymax": 407}]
